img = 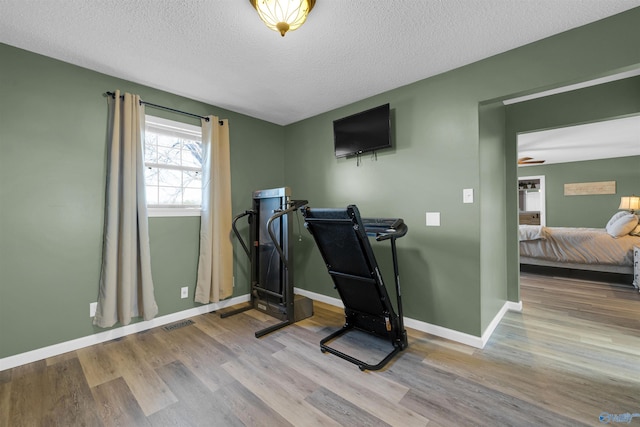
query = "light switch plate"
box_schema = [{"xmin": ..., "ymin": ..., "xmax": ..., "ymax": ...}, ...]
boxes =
[
  {"xmin": 463, "ymin": 188, "xmax": 474, "ymax": 204},
  {"xmin": 426, "ymin": 212, "xmax": 440, "ymax": 226}
]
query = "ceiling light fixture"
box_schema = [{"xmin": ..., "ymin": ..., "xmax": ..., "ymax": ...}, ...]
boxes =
[{"xmin": 250, "ymin": 0, "xmax": 315, "ymax": 37}]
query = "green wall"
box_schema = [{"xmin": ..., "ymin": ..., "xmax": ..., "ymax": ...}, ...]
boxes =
[
  {"xmin": 2, "ymin": 7, "xmax": 640, "ymax": 360},
  {"xmin": 284, "ymin": 8, "xmax": 640, "ymax": 336},
  {"xmin": 518, "ymin": 156, "xmax": 640, "ymax": 227},
  {"xmin": 0, "ymin": 43, "xmax": 284, "ymax": 358},
  {"xmin": 478, "ymin": 102, "xmax": 508, "ymax": 332}
]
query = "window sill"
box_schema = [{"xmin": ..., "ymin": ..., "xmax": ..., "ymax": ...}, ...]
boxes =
[{"xmin": 148, "ymin": 208, "xmax": 202, "ymax": 218}]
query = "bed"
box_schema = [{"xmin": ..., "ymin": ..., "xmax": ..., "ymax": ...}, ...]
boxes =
[{"xmin": 519, "ymin": 225, "xmax": 640, "ymax": 281}]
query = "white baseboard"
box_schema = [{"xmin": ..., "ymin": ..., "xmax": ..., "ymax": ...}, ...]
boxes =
[
  {"xmin": 1, "ymin": 290, "xmax": 523, "ymax": 371},
  {"xmin": 0, "ymin": 295, "xmax": 249, "ymax": 372},
  {"xmin": 480, "ymin": 300, "xmax": 522, "ymax": 348},
  {"xmin": 294, "ymin": 287, "xmax": 344, "ymax": 308},
  {"xmin": 296, "ymin": 288, "xmax": 523, "ymax": 349}
]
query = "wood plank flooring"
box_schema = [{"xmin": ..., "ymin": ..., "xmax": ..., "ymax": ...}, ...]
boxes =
[{"xmin": 1, "ymin": 273, "xmax": 639, "ymax": 426}]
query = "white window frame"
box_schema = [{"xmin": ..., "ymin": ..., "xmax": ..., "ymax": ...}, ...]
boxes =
[{"xmin": 144, "ymin": 115, "xmax": 203, "ymax": 218}]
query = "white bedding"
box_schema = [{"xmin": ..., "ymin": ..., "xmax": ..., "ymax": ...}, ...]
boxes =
[
  {"xmin": 519, "ymin": 225, "xmax": 547, "ymax": 241},
  {"xmin": 519, "ymin": 226, "xmax": 640, "ymax": 267}
]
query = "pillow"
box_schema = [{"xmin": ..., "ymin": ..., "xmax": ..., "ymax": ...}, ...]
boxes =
[
  {"xmin": 606, "ymin": 213, "xmax": 639, "ymax": 238},
  {"xmin": 630, "ymin": 224, "xmax": 640, "ymax": 237},
  {"xmin": 606, "ymin": 211, "xmax": 630, "ymax": 229}
]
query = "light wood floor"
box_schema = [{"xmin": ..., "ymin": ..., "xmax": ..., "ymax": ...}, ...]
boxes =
[{"xmin": 1, "ymin": 273, "xmax": 639, "ymax": 426}]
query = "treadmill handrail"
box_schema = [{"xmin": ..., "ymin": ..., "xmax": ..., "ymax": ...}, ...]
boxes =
[
  {"xmin": 373, "ymin": 223, "xmax": 408, "ymax": 241},
  {"xmin": 266, "ymin": 200, "xmax": 308, "ymax": 269},
  {"xmin": 232, "ymin": 210, "xmax": 254, "ymax": 258},
  {"xmin": 361, "ymin": 217, "xmax": 408, "ymax": 241}
]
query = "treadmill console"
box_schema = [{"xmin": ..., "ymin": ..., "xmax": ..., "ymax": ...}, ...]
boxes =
[{"xmin": 361, "ymin": 217, "xmax": 407, "ymax": 241}]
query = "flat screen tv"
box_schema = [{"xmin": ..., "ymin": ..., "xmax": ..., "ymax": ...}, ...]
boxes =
[{"xmin": 333, "ymin": 103, "xmax": 391, "ymax": 158}]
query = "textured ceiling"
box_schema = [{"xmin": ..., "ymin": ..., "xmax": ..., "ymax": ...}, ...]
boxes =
[{"xmin": 1, "ymin": 1, "xmax": 639, "ymax": 125}]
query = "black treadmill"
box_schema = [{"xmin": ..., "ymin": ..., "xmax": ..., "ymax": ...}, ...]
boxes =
[
  {"xmin": 301, "ymin": 204, "xmax": 408, "ymax": 371},
  {"xmin": 223, "ymin": 187, "xmax": 313, "ymax": 338}
]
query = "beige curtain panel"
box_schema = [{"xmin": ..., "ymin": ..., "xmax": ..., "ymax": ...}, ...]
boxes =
[
  {"xmin": 94, "ymin": 90, "xmax": 158, "ymax": 328},
  {"xmin": 195, "ymin": 116, "xmax": 234, "ymax": 304}
]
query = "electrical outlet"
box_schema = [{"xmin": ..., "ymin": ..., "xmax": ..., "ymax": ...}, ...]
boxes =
[
  {"xmin": 90, "ymin": 302, "xmax": 97, "ymax": 317},
  {"xmin": 181, "ymin": 286, "xmax": 188, "ymax": 299}
]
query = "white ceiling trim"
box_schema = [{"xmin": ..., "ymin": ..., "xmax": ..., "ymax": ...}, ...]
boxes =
[{"xmin": 504, "ymin": 68, "xmax": 640, "ymax": 106}]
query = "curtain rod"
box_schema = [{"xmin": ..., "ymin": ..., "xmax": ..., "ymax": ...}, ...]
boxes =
[{"xmin": 105, "ymin": 91, "xmax": 224, "ymax": 125}]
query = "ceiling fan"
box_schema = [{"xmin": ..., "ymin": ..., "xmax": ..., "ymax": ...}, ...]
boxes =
[{"xmin": 518, "ymin": 156, "xmax": 545, "ymax": 165}]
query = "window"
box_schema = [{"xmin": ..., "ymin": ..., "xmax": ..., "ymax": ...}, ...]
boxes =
[{"xmin": 144, "ymin": 115, "xmax": 203, "ymax": 216}]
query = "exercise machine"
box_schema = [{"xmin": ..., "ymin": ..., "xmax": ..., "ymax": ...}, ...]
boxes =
[
  {"xmin": 301, "ymin": 204, "xmax": 408, "ymax": 371},
  {"xmin": 222, "ymin": 187, "xmax": 313, "ymax": 337}
]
